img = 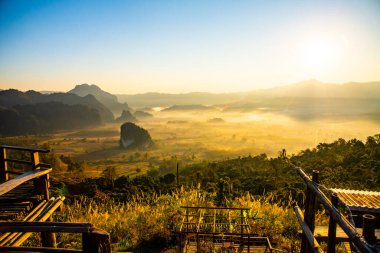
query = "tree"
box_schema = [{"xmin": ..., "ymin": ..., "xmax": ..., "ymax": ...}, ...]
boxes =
[{"xmin": 103, "ymin": 166, "xmax": 117, "ymax": 190}]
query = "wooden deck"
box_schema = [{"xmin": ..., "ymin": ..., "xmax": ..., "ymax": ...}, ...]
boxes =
[
  {"xmin": 184, "ymin": 241, "xmax": 269, "ymax": 253},
  {"xmin": 311, "ymin": 226, "xmax": 380, "ymax": 243}
]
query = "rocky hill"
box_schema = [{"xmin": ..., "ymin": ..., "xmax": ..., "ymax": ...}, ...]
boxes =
[
  {"xmin": 120, "ymin": 122, "xmax": 154, "ymax": 149},
  {"xmin": 69, "ymin": 84, "xmax": 131, "ymax": 115}
]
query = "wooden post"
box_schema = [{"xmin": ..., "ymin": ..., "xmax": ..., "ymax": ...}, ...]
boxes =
[
  {"xmin": 176, "ymin": 162, "xmax": 179, "ymax": 188},
  {"xmin": 248, "ymin": 233, "xmax": 250, "ymax": 253},
  {"xmin": 327, "ymin": 193, "xmax": 338, "ymax": 253},
  {"xmin": 179, "ymin": 233, "xmax": 182, "ymax": 253},
  {"xmin": 0, "ymin": 147, "xmax": 8, "ymax": 182},
  {"xmin": 186, "ymin": 207, "xmax": 189, "ymax": 233},
  {"xmin": 302, "ymin": 170, "xmax": 319, "ymax": 253},
  {"xmin": 35, "ymin": 174, "xmax": 49, "ymax": 200},
  {"xmin": 83, "ymin": 229, "xmax": 111, "ymax": 253},
  {"xmin": 240, "ymin": 209, "xmax": 244, "ymax": 242},
  {"xmin": 41, "ymin": 230, "xmax": 57, "ymax": 248},
  {"xmin": 362, "ymin": 214, "xmax": 376, "ymax": 245},
  {"xmin": 34, "ymin": 173, "xmax": 56, "ymax": 247},
  {"xmin": 196, "ymin": 232, "xmax": 199, "ymax": 252},
  {"xmin": 31, "ymin": 151, "xmax": 40, "ymax": 170}
]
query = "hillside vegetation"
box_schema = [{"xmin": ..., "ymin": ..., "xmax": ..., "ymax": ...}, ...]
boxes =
[{"xmin": 46, "ymin": 134, "xmax": 379, "ymax": 252}]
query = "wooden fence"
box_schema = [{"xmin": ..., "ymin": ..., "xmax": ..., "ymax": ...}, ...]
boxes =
[{"xmin": 293, "ymin": 165, "xmax": 378, "ymax": 253}]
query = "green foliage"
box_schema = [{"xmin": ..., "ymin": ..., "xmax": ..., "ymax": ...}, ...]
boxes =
[{"xmin": 179, "ymin": 134, "xmax": 380, "ymax": 203}]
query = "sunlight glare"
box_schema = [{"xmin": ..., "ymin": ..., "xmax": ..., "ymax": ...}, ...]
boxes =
[{"xmin": 301, "ymin": 37, "xmax": 341, "ymax": 76}]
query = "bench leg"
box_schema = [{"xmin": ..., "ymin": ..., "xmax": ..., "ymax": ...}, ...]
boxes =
[{"xmin": 41, "ymin": 217, "xmax": 57, "ymax": 248}]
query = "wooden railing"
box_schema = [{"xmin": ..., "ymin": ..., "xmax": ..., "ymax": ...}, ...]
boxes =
[
  {"xmin": 293, "ymin": 165, "xmax": 378, "ymax": 253},
  {"xmin": 0, "ymin": 145, "xmax": 112, "ymax": 252},
  {"xmin": 0, "ymin": 222, "xmax": 111, "ymax": 253},
  {"xmin": 0, "ymin": 145, "xmax": 51, "ymax": 183}
]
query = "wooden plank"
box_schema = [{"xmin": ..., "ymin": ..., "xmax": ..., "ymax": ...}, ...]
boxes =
[
  {"xmin": 0, "ymin": 145, "xmax": 50, "ymax": 153},
  {"xmin": 181, "ymin": 206, "xmax": 251, "ymax": 210},
  {"xmin": 294, "ymin": 206, "xmax": 324, "ymax": 253},
  {"xmin": 0, "ymin": 169, "xmax": 52, "ymax": 196},
  {"xmin": 311, "ymin": 226, "xmax": 380, "ymax": 243},
  {"xmin": 0, "ymin": 221, "xmax": 93, "ymax": 233},
  {"xmin": 0, "ymin": 246, "xmax": 81, "ymax": 252}
]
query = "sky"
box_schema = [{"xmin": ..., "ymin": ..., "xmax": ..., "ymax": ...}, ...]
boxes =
[{"xmin": 0, "ymin": 0, "xmax": 380, "ymax": 94}]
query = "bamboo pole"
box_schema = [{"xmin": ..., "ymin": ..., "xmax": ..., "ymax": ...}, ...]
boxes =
[
  {"xmin": 0, "ymin": 200, "xmax": 48, "ymax": 246},
  {"xmin": 10, "ymin": 197, "xmax": 65, "ymax": 247},
  {"xmin": 294, "ymin": 206, "xmax": 324, "ymax": 253},
  {"xmin": 3, "ymin": 197, "xmax": 57, "ymax": 246},
  {"xmin": 295, "ymin": 167, "xmax": 377, "ymax": 253}
]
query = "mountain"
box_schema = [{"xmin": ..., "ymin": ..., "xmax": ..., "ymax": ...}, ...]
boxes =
[
  {"xmin": 117, "ymin": 92, "xmax": 243, "ymax": 108},
  {"xmin": 117, "ymin": 81, "xmax": 380, "ymax": 108},
  {"xmin": 0, "ymin": 102, "xmax": 101, "ymax": 136},
  {"xmin": 115, "ymin": 110, "xmax": 137, "ymax": 123},
  {"xmin": 226, "ymin": 80, "xmax": 380, "ymax": 121},
  {"xmin": 246, "ymin": 80, "xmax": 380, "ymax": 99},
  {"xmin": 0, "ymin": 89, "xmax": 114, "ymax": 122},
  {"xmin": 69, "ymin": 84, "xmax": 131, "ymax": 114}
]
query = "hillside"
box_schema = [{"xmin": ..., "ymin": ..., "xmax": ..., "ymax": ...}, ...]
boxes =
[
  {"xmin": 69, "ymin": 84, "xmax": 131, "ymax": 115},
  {"xmin": 246, "ymin": 80, "xmax": 380, "ymax": 99},
  {"xmin": 0, "ymin": 89, "xmax": 114, "ymax": 122},
  {"xmin": 0, "ymin": 102, "xmax": 101, "ymax": 136},
  {"xmin": 117, "ymin": 92, "xmax": 243, "ymax": 108}
]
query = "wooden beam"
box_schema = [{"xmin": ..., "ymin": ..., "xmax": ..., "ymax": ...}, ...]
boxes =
[
  {"xmin": 295, "ymin": 167, "xmax": 377, "ymax": 253},
  {"xmin": 0, "ymin": 246, "xmax": 81, "ymax": 252},
  {"xmin": 0, "ymin": 147, "xmax": 8, "ymax": 182},
  {"xmin": 0, "ymin": 169, "xmax": 52, "ymax": 196},
  {"xmin": 294, "ymin": 206, "xmax": 324, "ymax": 253},
  {"xmin": 82, "ymin": 228, "xmax": 111, "ymax": 253},
  {"xmin": 0, "ymin": 221, "xmax": 92, "ymax": 233},
  {"xmin": 327, "ymin": 193, "xmax": 338, "ymax": 253},
  {"xmin": 0, "ymin": 145, "xmax": 50, "ymax": 153}
]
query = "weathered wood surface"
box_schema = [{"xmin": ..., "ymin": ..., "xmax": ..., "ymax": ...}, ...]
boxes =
[
  {"xmin": 0, "ymin": 246, "xmax": 81, "ymax": 252},
  {"xmin": 0, "ymin": 197, "xmax": 65, "ymax": 247},
  {"xmin": 294, "ymin": 206, "xmax": 324, "ymax": 253},
  {"xmin": 295, "ymin": 167, "xmax": 377, "ymax": 253},
  {"xmin": 0, "ymin": 221, "xmax": 92, "ymax": 233},
  {"xmin": 309, "ymin": 226, "xmax": 380, "ymax": 243},
  {"xmin": 0, "ymin": 145, "xmax": 50, "ymax": 153},
  {"xmin": 0, "ymin": 169, "xmax": 52, "ymax": 196}
]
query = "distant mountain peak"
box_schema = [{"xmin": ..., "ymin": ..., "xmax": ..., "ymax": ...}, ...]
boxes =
[{"xmin": 68, "ymin": 83, "xmax": 131, "ymax": 114}]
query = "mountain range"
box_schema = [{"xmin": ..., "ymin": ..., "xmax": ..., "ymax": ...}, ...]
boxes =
[
  {"xmin": 1, "ymin": 80, "xmax": 379, "ymax": 136},
  {"xmin": 117, "ymin": 80, "xmax": 380, "ymax": 108}
]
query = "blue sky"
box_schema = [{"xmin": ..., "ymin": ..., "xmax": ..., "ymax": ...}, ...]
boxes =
[{"xmin": 1, "ymin": 0, "xmax": 380, "ymax": 93}]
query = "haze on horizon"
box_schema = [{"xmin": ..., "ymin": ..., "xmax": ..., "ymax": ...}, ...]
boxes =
[{"xmin": 1, "ymin": 0, "xmax": 380, "ymax": 94}]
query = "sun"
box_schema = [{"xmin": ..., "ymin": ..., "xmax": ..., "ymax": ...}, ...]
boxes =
[{"xmin": 301, "ymin": 37, "xmax": 341, "ymax": 77}]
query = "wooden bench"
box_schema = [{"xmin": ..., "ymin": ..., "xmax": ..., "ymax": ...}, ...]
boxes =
[
  {"xmin": 0, "ymin": 145, "xmax": 111, "ymax": 252},
  {"xmin": 0, "ymin": 222, "xmax": 111, "ymax": 253}
]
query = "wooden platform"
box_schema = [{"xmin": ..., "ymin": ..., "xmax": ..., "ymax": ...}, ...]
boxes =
[
  {"xmin": 184, "ymin": 241, "xmax": 269, "ymax": 253},
  {"xmin": 311, "ymin": 226, "xmax": 380, "ymax": 243}
]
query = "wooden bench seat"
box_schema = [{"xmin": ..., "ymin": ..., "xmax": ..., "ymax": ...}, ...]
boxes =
[
  {"xmin": 0, "ymin": 196, "xmax": 65, "ymax": 247},
  {"xmin": 0, "ymin": 170, "xmax": 52, "ymax": 221}
]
